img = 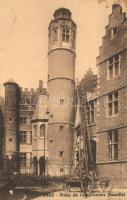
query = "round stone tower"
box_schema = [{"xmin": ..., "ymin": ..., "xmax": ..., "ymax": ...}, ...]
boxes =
[
  {"xmin": 4, "ymin": 79, "xmax": 20, "ymax": 159},
  {"xmin": 47, "ymin": 8, "xmax": 76, "ymax": 176}
]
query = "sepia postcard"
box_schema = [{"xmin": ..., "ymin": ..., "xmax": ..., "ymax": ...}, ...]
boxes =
[{"xmin": 0, "ymin": 0, "xmax": 127, "ymax": 199}]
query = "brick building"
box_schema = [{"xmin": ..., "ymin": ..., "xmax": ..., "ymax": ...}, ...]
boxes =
[
  {"xmin": 75, "ymin": 4, "xmax": 127, "ymax": 188},
  {"xmin": 96, "ymin": 3, "xmax": 127, "ymax": 188}
]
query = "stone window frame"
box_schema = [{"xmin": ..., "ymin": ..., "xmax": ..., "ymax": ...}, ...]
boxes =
[
  {"xmin": 59, "ymin": 151, "xmax": 64, "ymax": 157},
  {"xmin": 107, "ymin": 129, "xmax": 119, "ymax": 160},
  {"xmin": 61, "ymin": 26, "xmax": 70, "ymax": 43},
  {"xmin": 9, "ymin": 138, "xmax": 12, "ymax": 142},
  {"xmin": 107, "ymin": 91, "xmax": 119, "ymax": 117},
  {"xmin": 9, "ymin": 117, "xmax": 13, "ymax": 123},
  {"xmin": 49, "ymin": 139, "xmax": 53, "ymax": 144},
  {"xmin": 59, "ymin": 125, "xmax": 64, "ymax": 133},
  {"xmin": 20, "ymin": 117, "xmax": 27, "ymax": 124},
  {"xmin": 107, "ymin": 54, "xmax": 121, "ymax": 80},
  {"xmin": 60, "ymin": 168, "xmax": 64, "ymax": 172},
  {"xmin": 40, "ymin": 124, "xmax": 45, "ymax": 137},
  {"xmin": 59, "ymin": 98, "xmax": 65, "ymax": 105},
  {"xmin": 52, "ymin": 26, "xmax": 58, "ymax": 42},
  {"xmin": 20, "ymin": 131, "xmax": 27, "ymax": 144}
]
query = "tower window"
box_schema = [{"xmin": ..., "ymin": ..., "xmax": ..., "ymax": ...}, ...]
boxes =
[
  {"xmin": 9, "ymin": 138, "xmax": 12, "ymax": 142},
  {"xmin": 49, "ymin": 139, "xmax": 53, "ymax": 144},
  {"xmin": 20, "ymin": 117, "xmax": 27, "ymax": 124},
  {"xmin": 62, "ymin": 28, "xmax": 70, "ymax": 42},
  {"xmin": 108, "ymin": 130, "xmax": 119, "ymax": 160},
  {"xmin": 60, "ymin": 168, "xmax": 64, "ymax": 172},
  {"xmin": 53, "ymin": 27, "xmax": 58, "ymax": 42},
  {"xmin": 9, "ymin": 117, "xmax": 13, "ymax": 123},
  {"xmin": 59, "ymin": 126, "xmax": 64, "ymax": 132},
  {"xmin": 60, "ymin": 98, "xmax": 64, "ymax": 105},
  {"xmin": 59, "ymin": 151, "xmax": 64, "ymax": 157}
]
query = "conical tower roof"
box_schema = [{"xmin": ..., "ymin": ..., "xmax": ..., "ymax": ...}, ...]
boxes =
[{"xmin": 32, "ymin": 94, "xmax": 48, "ymax": 121}]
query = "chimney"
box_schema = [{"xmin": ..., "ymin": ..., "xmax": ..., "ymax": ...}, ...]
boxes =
[
  {"xmin": 39, "ymin": 80, "xmax": 43, "ymax": 90},
  {"xmin": 112, "ymin": 4, "xmax": 122, "ymax": 14}
]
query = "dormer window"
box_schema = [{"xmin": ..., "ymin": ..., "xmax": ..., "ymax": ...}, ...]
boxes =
[
  {"xmin": 111, "ymin": 26, "xmax": 118, "ymax": 38},
  {"xmin": 62, "ymin": 28, "xmax": 70, "ymax": 42}
]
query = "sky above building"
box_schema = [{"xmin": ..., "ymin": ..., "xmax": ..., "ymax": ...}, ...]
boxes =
[{"xmin": 0, "ymin": 0, "xmax": 126, "ymax": 96}]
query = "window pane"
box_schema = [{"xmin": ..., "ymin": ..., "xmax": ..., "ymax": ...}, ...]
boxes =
[
  {"xmin": 20, "ymin": 117, "xmax": 27, "ymax": 124},
  {"xmin": 108, "ymin": 102, "xmax": 113, "ymax": 116},
  {"xmin": 62, "ymin": 28, "xmax": 70, "ymax": 42},
  {"xmin": 66, "ymin": 35, "xmax": 69, "ymax": 42},
  {"xmin": 59, "ymin": 151, "xmax": 64, "ymax": 157},
  {"xmin": 108, "ymin": 132, "xmax": 112, "ymax": 143},
  {"xmin": 91, "ymin": 101, "xmax": 94, "ymax": 109},
  {"xmin": 40, "ymin": 125, "xmax": 45, "ymax": 137},
  {"xmin": 109, "ymin": 57, "xmax": 113, "ymax": 64},
  {"xmin": 91, "ymin": 111, "xmax": 94, "ymax": 123},
  {"xmin": 114, "ymin": 62, "xmax": 119, "ymax": 76},
  {"xmin": 114, "ymin": 101, "xmax": 118, "ymax": 114},
  {"xmin": 53, "ymin": 27, "xmax": 58, "ymax": 42},
  {"xmin": 109, "ymin": 65, "xmax": 113, "ymax": 79},
  {"xmin": 60, "ymin": 99, "xmax": 64, "ymax": 105},
  {"xmin": 114, "ymin": 131, "xmax": 118, "ymax": 142},
  {"xmin": 114, "ymin": 54, "xmax": 119, "ymax": 61},
  {"xmin": 20, "ymin": 131, "xmax": 27, "ymax": 144},
  {"xmin": 108, "ymin": 94, "xmax": 113, "ymax": 102},
  {"xmin": 108, "ymin": 145, "xmax": 112, "ymax": 160},
  {"xmin": 59, "ymin": 126, "xmax": 64, "ymax": 132},
  {"xmin": 114, "ymin": 144, "xmax": 118, "ymax": 160},
  {"xmin": 114, "ymin": 92, "xmax": 118, "ymax": 100}
]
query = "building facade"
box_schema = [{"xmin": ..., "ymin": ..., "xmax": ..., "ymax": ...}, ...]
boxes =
[
  {"xmin": 74, "ymin": 4, "xmax": 127, "ymax": 188},
  {"xmin": 96, "ymin": 4, "xmax": 127, "ymax": 188},
  {"xmin": 3, "ymin": 80, "xmax": 47, "ymax": 174}
]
